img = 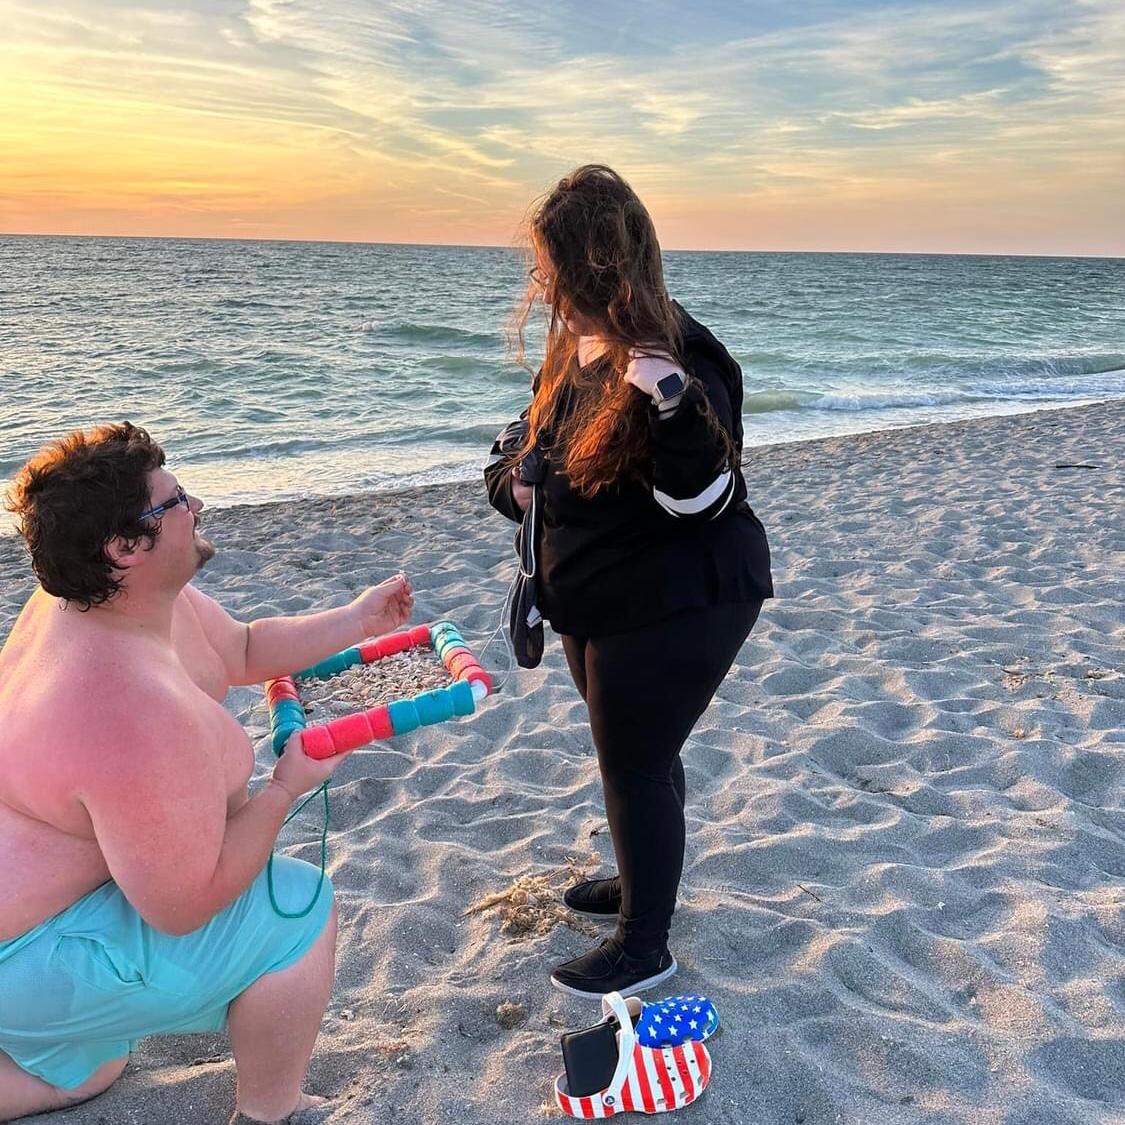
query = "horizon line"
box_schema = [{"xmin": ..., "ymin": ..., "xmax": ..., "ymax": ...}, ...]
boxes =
[{"xmin": 1, "ymin": 230, "xmax": 1122, "ymax": 262}]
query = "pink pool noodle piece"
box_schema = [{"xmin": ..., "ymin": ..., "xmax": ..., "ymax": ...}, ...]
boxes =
[
  {"xmin": 300, "ymin": 704, "xmax": 395, "ymax": 759},
  {"xmin": 357, "ymin": 624, "xmax": 431, "ymax": 662}
]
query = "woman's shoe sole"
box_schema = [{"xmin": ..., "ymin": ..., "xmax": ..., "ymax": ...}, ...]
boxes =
[{"xmin": 549, "ymin": 956, "xmax": 679, "ymax": 1000}]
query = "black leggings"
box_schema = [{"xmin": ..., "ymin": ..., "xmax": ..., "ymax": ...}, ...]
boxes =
[{"xmin": 561, "ymin": 599, "xmax": 762, "ymax": 956}]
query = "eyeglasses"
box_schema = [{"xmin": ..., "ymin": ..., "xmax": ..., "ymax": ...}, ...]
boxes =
[{"xmin": 138, "ymin": 485, "xmax": 190, "ymax": 523}]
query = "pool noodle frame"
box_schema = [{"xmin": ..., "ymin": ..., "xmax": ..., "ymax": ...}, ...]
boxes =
[{"xmin": 264, "ymin": 621, "xmax": 493, "ymax": 760}]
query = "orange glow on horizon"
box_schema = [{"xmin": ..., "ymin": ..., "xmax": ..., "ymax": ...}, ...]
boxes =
[{"xmin": 2, "ymin": 2, "xmax": 1122, "ymax": 256}]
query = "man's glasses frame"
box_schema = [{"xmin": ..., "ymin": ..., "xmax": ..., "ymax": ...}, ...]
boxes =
[{"xmin": 138, "ymin": 485, "xmax": 189, "ymax": 523}]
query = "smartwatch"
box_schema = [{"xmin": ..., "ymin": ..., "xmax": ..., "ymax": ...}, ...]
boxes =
[{"xmin": 651, "ymin": 370, "xmax": 687, "ymax": 404}]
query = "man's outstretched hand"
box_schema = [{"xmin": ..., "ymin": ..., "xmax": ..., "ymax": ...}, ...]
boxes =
[
  {"xmin": 352, "ymin": 573, "xmax": 414, "ymax": 639},
  {"xmin": 272, "ymin": 730, "xmax": 357, "ymax": 799}
]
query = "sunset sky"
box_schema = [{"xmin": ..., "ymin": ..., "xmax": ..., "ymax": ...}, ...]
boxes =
[{"xmin": 1, "ymin": 0, "xmax": 1122, "ymax": 254}]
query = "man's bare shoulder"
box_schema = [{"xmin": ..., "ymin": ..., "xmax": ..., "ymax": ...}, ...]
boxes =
[
  {"xmin": 23, "ymin": 658, "xmax": 202, "ymax": 768},
  {"xmin": 1, "ymin": 611, "xmax": 207, "ymax": 776}
]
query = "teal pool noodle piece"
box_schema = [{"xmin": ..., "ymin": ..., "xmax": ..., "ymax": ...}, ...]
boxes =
[
  {"xmin": 267, "ymin": 682, "xmax": 308, "ymax": 757},
  {"xmin": 435, "ymin": 643, "xmax": 464, "ymax": 661},
  {"xmin": 434, "ymin": 626, "xmax": 463, "ymax": 645},
  {"xmin": 448, "ymin": 678, "xmax": 475, "ymax": 716},
  {"xmin": 271, "ymin": 721, "xmax": 305, "ymax": 756},
  {"xmin": 413, "ymin": 687, "xmax": 455, "ymax": 725},
  {"xmin": 270, "ymin": 699, "xmax": 306, "ymax": 729},
  {"xmin": 295, "ymin": 646, "xmax": 362, "ymax": 681},
  {"xmin": 387, "ymin": 698, "xmax": 421, "ymax": 734},
  {"xmin": 386, "ymin": 679, "xmax": 477, "ymax": 735}
]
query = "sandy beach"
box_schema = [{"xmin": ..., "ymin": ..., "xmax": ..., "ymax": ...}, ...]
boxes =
[{"xmin": 2, "ymin": 401, "xmax": 1122, "ymax": 1125}]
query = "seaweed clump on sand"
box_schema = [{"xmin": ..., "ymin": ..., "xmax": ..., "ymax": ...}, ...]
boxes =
[{"xmin": 465, "ymin": 861, "xmax": 601, "ymax": 940}]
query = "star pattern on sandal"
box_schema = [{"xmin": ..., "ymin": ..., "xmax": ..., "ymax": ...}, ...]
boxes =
[{"xmin": 635, "ymin": 995, "xmax": 718, "ymax": 1047}]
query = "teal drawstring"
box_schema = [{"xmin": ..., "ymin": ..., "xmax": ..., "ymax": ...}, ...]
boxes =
[{"xmin": 267, "ymin": 781, "xmax": 331, "ymax": 919}]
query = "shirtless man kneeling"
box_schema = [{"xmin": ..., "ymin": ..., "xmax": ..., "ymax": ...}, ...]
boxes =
[{"xmin": 0, "ymin": 422, "xmax": 413, "ymax": 1123}]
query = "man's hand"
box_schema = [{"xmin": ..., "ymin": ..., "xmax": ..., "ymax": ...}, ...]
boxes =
[
  {"xmin": 271, "ymin": 731, "xmax": 356, "ymax": 801},
  {"xmin": 352, "ymin": 574, "xmax": 414, "ymax": 639}
]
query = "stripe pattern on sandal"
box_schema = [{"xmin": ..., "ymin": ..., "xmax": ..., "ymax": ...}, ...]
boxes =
[{"xmin": 554, "ymin": 992, "xmax": 712, "ymax": 1118}]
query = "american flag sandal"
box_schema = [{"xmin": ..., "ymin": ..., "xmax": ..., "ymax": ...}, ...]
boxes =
[
  {"xmin": 554, "ymin": 991, "xmax": 713, "ymax": 1118},
  {"xmin": 635, "ymin": 995, "xmax": 720, "ymax": 1047}
]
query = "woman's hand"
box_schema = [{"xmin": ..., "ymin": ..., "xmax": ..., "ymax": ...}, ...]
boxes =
[
  {"xmin": 511, "ymin": 468, "xmax": 533, "ymax": 513},
  {"xmin": 351, "ymin": 574, "xmax": 414, "ymax": 639},
  {"xmin": 623, "ymin": 350, "xmax": 681, "ymax": 398}
]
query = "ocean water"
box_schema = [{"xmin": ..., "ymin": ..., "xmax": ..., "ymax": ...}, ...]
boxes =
[{"xmin": 1, "ymin": 236, "xmax": 1122, "ymax": 518}]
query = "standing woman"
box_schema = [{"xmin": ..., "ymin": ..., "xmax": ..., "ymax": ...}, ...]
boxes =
[{"xmin": 485, "ymin": 165, "xmax": 773, "ymax": 998}]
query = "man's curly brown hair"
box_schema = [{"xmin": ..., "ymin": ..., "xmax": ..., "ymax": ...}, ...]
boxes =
[{"xmin": 6, "ymin": 422, "xmax": 167, "ymax": 609}]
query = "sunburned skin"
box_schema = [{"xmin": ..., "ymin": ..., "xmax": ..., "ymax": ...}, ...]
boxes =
[
  {"xmin": 0, "ymin": 583, "xmax": 254, "ymax": 940},
  {"xmin": 0, "ymin": 450, "xmax": 414, "ymax": 1121},
  {"xmin": 0, "ymin": 462, "xmax": 413, "ymax": 944}
]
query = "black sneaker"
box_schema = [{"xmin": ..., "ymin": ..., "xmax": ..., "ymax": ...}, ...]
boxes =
[
  {"xmin": 563, "ymin": 876, "xmax": 621, "ymax": 917},
  {"xmin": 563, "ymin": 878, "xmax": 677, "ymax": 921},
  {"xmin": 550, "ymin": 938, "xmax": 678, "ymax": 999}
]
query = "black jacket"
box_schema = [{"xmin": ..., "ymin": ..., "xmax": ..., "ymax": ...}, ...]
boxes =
[{"xmin": 485, "ymin": 306, "xmax": 773, "ymax": 637}]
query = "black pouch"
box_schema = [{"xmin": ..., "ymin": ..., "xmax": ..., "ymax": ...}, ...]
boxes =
[
  {"xmin": 560, "ymin": 1007, "xmax": 643, "ymax": 1098},
  {"xmin": 510, "ymin": 486, "xmax": 544, "ymax": 669},
  {"xmin": 560, "ymin": 1020, "xmax": 619, "ymax": 1098},
  {"xmin": 508, "ymin": 429, "xmax": 546, "ymax": 670}
]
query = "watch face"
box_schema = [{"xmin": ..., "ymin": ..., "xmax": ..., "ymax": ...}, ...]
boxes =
[{"xmin": 656, "ymin": 371, "xmax": 685, "ymax": 398}]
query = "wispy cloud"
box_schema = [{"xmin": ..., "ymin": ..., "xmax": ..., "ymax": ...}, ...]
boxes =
[
  {"xmin": 0, "ymin": 0, "xmax": 1121, "ymax": 252},
  {"xmin": 831, "ymin": 88, "xmax": 1011, "ymax": 130}
]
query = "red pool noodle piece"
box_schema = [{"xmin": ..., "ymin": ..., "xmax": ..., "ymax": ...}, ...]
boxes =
[
  {"xmin": 300, "ymin": 705, "xmax": 394, "ymax": 758},
  {"xmin": 447, "ymin": 651, "xmax": 479, "ymax": 677},
  {"xmin": 266, "ymin": 678, "xmax": 300, "ymax": 705},
  {"xmin": 360, "ymin": 635, "xmax": 404, "ymax": 660},
  {"xmin": 357, "ymin": 624, "xmax": 432, "ymax": 662},
  {"xmin": 463, "ymin": 666, "xmax": 493, "ymax": 694}
]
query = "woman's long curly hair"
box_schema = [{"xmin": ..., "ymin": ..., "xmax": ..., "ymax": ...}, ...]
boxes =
[{"xmin": 512, "ymin": 165, "xmax": 685, "ymax": 496}]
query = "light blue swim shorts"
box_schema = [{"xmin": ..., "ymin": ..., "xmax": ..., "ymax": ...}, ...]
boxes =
[{"xmin": 0, "ymin": 856, "xmax": 333, "ymax": 1090}]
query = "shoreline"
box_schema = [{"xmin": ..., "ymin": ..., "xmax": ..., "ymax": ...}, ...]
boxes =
[
  {"xmin": 202, "ymin": 398, "xmax": 1125, "ymax": 524},
  {"xmin": 3, "ymin": 398, "xmax": 1123, "ymax": 1125},
  {"xmin": 2, "ymin": 397, "xmax": 1122, "ymax": 540},
  {"xmin": 162, "ymin": 395, "xmax": 1125, "ymax": 519}
]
